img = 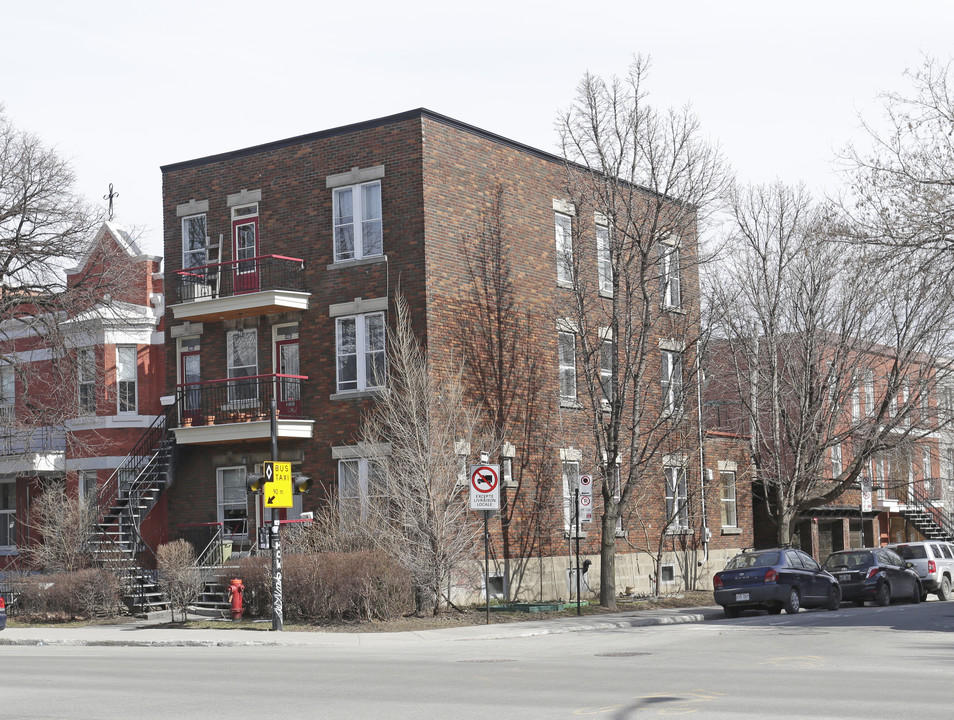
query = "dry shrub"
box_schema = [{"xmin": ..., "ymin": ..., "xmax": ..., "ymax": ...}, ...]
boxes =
[
  {"xmin": 26, "ymin": 483, "xmax": 97, "ymax": 572},
  {"xmin": 157, "ymin": 539, "xmax": 201, "ymax": 622},
  {"xmin": 230, "ymin": 550, "xmax": 412, "ymax": 623},
  {"xmin": 13, "ymin": 569, "xmax": 121, "ymax": 619}
]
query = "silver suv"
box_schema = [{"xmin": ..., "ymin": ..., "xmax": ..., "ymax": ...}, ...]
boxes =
[{"xmin": 886, "ymin": 541, "xmax": 954, "ymax": 600}]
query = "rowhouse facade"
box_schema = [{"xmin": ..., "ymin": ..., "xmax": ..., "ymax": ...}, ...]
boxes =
[{"xmin": 0, "ymin": 223, "xmax": 165, "ymax": 569}]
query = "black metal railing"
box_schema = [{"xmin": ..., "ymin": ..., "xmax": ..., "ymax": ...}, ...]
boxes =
[
  {"xmin": 176, "ymin": 374, "xmax": 307, "ymax": 425},
  {"xmin": 173, "ymin": 255, "xmax": 306, "ymax": 304},
  {"xmin": 0, "ymin": 425, "xmax": 66, "ymax": 457},
  {"xmin": 909, "ymin": 481, "xmax": 954, "ymax": 539},
  {"xmin": 92, "ymin": 402, "xmax": 177, "ymax": 575}
]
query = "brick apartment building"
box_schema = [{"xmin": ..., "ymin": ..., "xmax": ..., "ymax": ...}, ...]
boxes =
[
  {"xmin": 0, "ymin": 222, "xmax": 165, "ymax": 569},
  {"xmin": 160, "ymin": 109, "xmax": 753, "ymax": 601}
]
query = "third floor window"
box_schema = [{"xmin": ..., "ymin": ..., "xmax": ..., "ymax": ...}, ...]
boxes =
[{"xmin": 334, "ymin": 181, "xmax": 382, "ymax": 262}]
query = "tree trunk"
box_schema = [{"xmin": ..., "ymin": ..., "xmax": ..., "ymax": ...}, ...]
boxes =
[{"xmin": 599, "ymin": 507, "xmax": 618, "ymax": 609}]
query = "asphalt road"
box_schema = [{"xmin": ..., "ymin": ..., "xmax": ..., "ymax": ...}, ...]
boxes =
[{"xmin": 3, "ymin": 600, "xmax": 952, "ymax": 719}]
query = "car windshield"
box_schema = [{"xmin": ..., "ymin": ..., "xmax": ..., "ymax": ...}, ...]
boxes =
[
  {"xmin": 824, "ymin": 551, "xmax": 872, "ymax": 570},
  {"xmin": 725, "ymin": 551, "xmax": 780, "ymax": 570},
  {"xmin": 893, "ymin": 545, "xmax": 927, "ymax": 560}
]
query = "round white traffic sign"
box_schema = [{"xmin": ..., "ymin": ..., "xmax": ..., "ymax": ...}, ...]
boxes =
[{"xmin": 471, "ymin": 466, "xmax": 499, "ymax": 493}]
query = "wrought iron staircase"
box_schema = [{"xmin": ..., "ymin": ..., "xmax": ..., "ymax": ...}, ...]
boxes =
[
  {"xmin": 89, "ymin": 407, "xmax": 177, "ymax": 615},
  {"xmin": 900, "ymin": 482, "xmax": 954, "ymax": 542}
]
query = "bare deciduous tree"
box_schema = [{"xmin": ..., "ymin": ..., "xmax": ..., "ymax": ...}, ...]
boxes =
[
  {"xmin": 359, "ymin": 292, "xmax": 483, "ymax": 615},
  {"xmin": 25, "ymin": 482, "xmax": 96, "ymax": 572},
  {"xmin": 0, "ymin": 108, "xmax": 140, "ymax": 457},
  {"xmin": 557, "ymin": 56, "xmax": 730, "ymax": 608},
  {"xmin": 706, "ymin": 181, "xmax": 954, "ymax": 545},
  {"xmin": 839, "ymin": 56, "xmax": 954, "ymax": 263},
  {"xmin": 460, "ymin": 185, "xmax": 559, "ymax": 600}
]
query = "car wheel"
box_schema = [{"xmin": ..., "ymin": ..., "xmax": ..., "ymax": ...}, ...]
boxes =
[
  {"xmin": 783, "ymin": 587, "xmax": 800, "ymax": 614},
  {"xmin": 938, "ymin": 576, "xmax": 952, "ymax": 601},
  {"xmin": 767, "ymin": 606, "xmax": 783, "ymax": 615},
  {"xmin": 876, "ymin": 582, "xmax": 891, "ymax": 607},
  {"xmin": 827, "ymin": 584, "xmax": 841, "ymax": 611},
  {"xmin": 723, "ymin": 606, "xmax": 740, "ymax": 618},
  {"xmin": 911, "ymin": 582, "xmax": 921, "ymax": 604}
]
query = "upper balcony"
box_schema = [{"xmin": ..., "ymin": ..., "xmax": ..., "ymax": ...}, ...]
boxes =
[
  {"xmin": 171, "ymin": 374, "xmax": 314, "ymax": 445},
  {"xmin": 169, "ymin": 255, "xmax": 310, "ymax": 322}
]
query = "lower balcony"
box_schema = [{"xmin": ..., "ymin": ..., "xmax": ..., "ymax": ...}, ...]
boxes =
[{"xmin": 172, "ymin": 375, "xmax": 313, "ymax": 445}]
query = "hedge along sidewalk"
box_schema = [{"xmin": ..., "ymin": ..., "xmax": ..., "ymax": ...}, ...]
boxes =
[{"xmin": 0, "ymin": 605, "xmax": 725, "ymax": 647}]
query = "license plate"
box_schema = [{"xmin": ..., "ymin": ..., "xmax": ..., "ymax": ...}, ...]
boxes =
[
  {"xmin": 839, "ymin": 574, "xmax": 850, "ymax": 582},
  {"xmin": 735, "ymin": 592, "xmax": 750, "ymax": 602}
]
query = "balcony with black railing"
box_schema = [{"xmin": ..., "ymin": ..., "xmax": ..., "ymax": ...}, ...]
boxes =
[
  {"xmin": 172, "ymin": 374, "xmax": 313, "ymax": 444},
  {"xmin": 170, "ymin": 255, "xmax": 310, "ymax": 321}
]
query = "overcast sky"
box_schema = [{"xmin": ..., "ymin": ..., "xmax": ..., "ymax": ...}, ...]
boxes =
[{"xmin": 3, "ymin": 0, "xmax": 952, "ymax": 257}]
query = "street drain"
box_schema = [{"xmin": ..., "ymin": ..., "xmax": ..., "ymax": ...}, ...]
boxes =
[
  {"xmin": 457, "ymin": 659, "xmax": 518, "ymax": 663},
  {"xmin": 595, "ymin": 651, "xmax": 653, "ymax": 657}
]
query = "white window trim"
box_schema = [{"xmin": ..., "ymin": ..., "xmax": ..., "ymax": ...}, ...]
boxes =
[
  {"xmin": 116, "ymin": 345, "xmax": 138, "ymax": 415},
  {"xmin": 78, "ymin": 347, "xmax": 96, "ymax": 414},
  {"xmin": 661, "ymin": 243, "xmax": 682, "ymax": 309},
  {"xmin": 558, "ymin": 330, "xmax": 577, "ymax": 405},
  {"xmin": 332, "ymin": 180, "xmax": 383, "ymax": 263},
  {"xmin": 338, "ymin": 457, "xmax": 387, "ymax": 523},
  {"xmin": 596, "ymin": 221, "xmax": 612, "ymax": 297},
  {"xmin": 335, "ymin": 312, "xmax": 386, "ymax": 393},
  {"xmin": 719, "ymin": 469, "xmax": 738, "ymax": 529},
  {"xmin": 555, "ymin": 211, "xmax": 574, "ymax": 286},
  {"xmin": 226, "ymin": 328, "xmax": 259, "ymax": 407},
  {"xmin": 0, "ymin": 364, "xmax": 14, "ymax": 421},
  {"xmin": 664, "ymin": 464, "xmax": 689, "ymax": 531},
  {"xmin": 661, "ymin": 349, "xmax": 684, "ymax": 415},
  {"xmin": 216, "ymin": 466, "xmax": 250, "ymax": 540},
  {"xmin": 181, "ymin": 213, "xmax": 208, "ymax": 270}
]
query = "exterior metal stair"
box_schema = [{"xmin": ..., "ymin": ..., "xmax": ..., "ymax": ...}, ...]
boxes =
[
  {"xmin": 89, "ymin": 409, "xmax": 177, "ymax": 615},
  {"xmin": 899, "ymin": 482, "xmax": 954, "ymax": 542}
]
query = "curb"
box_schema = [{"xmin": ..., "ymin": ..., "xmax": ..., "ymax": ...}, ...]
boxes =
[{"xmin": 0, "ymin": 607, "xmax": 724, "ymax": 648}]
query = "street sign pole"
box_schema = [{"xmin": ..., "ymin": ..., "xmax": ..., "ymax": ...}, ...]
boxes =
[
  {"xmin": 575, "ymin": 487, "xmax": 581, "ymax": 616},
  {"xmin": 270, "ymin": 398, "xmax": 283, "ymax": 632},
  {"xmin": 484, "ymin": 509, "xmax": 490, "ymax": 625}
]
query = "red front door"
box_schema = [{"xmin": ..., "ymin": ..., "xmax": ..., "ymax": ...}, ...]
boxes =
[{"xmin": 232, "ymin": 213, "xmax": 259, "ymax": 293}]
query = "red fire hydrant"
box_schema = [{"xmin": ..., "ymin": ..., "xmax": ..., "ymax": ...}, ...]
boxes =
[{"xmin": 227, "ymin": 578, "xmax": 245, "ymax": 621}]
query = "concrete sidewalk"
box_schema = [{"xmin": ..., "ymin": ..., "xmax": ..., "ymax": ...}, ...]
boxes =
[{"xmin": 0, "ymin": 605, "xmax": 725, "ymax": 648}]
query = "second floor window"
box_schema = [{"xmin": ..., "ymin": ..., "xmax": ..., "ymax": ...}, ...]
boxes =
[
  {"xmin": 78, "ymin": 348, "xmax": 96, "ymax": 414},
  {"xmin": 116, "ymin": 345, "xmax": 137, "ymax": 413},
  {"xmin": 336, "ymin": 312, "xmax": 386, "ymax": 392},
  {"xmin": 596, "ymin": 223, "xmax": 612, "ymax": 295},
  {"xmin": 227, "ymin": 330, "xmax": 258, "ymax": 403},
  {"xmin": 334, "ymin": 181, "xmax": 382, "ymax": 262},
  {"xmin": 558, "ymin": 331, "xmax": 577, "ymax": 403},
  {"xmin": 660, "ymin": 243, "xmax": 681, "ymax": 309},
  {"xmin": 661, "ymin": 349, "xmax": 683, "ymax": 415},
  {"xmin": 600, "ymin": 340, "xmax": 614, "ymax": 405}
]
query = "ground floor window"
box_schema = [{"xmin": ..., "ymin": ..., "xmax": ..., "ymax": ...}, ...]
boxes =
[
  {"xmin": 217, "ymin": 467, "xmax": 249, "ymax": 540},
  {"xmin": 0, "ymin": 481, "xmax": 15, "ymax": 548},
  {"xmin": 338, "ymin": 458, "xmax": 386, "ymax": 522}
]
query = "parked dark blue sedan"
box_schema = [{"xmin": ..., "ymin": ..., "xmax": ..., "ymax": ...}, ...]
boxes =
[
  {"xmin": 823, "ymin": 548, "xmax": 922, "ymax": 606},
  {"xmin": 714, "ymin": 548, "xmax": 841, "ymax": 617}
]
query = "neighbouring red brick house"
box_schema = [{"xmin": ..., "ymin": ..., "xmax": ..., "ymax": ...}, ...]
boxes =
[
  {"xmin": 705, "ymin": 337, "xmax": 947, "ymax": 561},
  {"xmin": 0, "ymin": 222, "xmax": 165, "ymax": 570},
  {"xmin": 159, "ymin": 109, "xmax": 754, "ymax": 601}
]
